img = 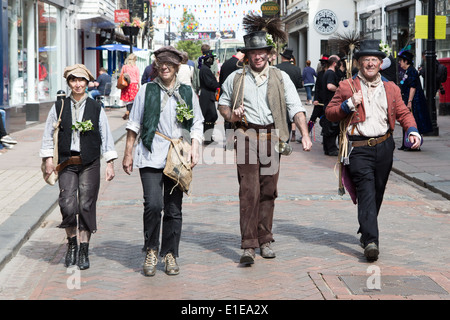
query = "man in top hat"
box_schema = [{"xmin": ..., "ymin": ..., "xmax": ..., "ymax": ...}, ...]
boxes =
[
  {"xmin": 275, "ymin": 48, "xmax": 303, "ymax": 90},
  {"xmin": 218, "ymin": 31, "xmax": 312, "ymax": 265},
  {"xmin": 325, "ymin": 39, "xmax": 421, "ymax": 262},
  {"xmin": 275, "ymin": 48, "xmax": 304, "ymax": 141}
]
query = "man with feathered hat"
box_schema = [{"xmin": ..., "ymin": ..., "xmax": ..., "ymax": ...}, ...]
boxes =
[{"xmin": 218, "ymin": 15, "xmax": 312, "ymax": 265}]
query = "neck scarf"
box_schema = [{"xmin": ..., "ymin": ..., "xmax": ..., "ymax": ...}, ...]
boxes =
[
  {"xmin": 70, "ymin": 93, "xmax": 88, "ymax": 145},
  {"xmin": 153, "ymin": 76, "xmax": 186, "ymax": 111},
  {"xmin": 249, "ymin": 63, "xmax": 269, "ymax": 86},
  {"xmin": 70, "ymin": 93, "xmax": 88, "ymax": 123}
]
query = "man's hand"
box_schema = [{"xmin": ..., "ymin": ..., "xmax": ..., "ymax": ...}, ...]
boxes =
[
  {"xmin": 293, "ymin": 112, "xmax": 312, "ymax": 152},
  {"xmin": 352, "ymin": 90, "xmax": 363, "ymax": 107},
  {"xmin": 408, "ymin": 135, "xmax": 422, "ymax": 150}
]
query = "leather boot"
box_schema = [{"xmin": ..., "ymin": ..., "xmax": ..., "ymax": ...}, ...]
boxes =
[
  {"xmin": 64, "ymin": 236, "xmax": 78, "ymax": 267},
  {"xmin": 78, "ymin": 242, "xmax": 90, "ymax": 270}
]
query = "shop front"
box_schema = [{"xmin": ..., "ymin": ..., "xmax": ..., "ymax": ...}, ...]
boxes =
[{"xmin": 282, "ymin": 0, "xmax": 356, "ymax": 72}]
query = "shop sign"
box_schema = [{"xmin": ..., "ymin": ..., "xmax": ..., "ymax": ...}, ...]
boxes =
[
  {"xmin": 313, "ymin": 9, "xmax": 338, "ymax": 35},
  {"xmin": 261, "ymin": 1, "xmax": 279, "ymax": 16},
  {"xmin": 115, "ymin": 10, "xmax": 129, "ymax": 23}
]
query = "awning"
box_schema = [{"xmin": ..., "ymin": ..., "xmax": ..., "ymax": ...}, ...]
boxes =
[{"xmin": 85, "ymin": 44, "xmax": 145, "ymax": 52}]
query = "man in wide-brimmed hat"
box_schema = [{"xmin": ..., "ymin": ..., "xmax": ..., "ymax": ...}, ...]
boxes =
[
  {"xmin": 218, "ymin": 30, "xmax": 312, "ymax": 266},
  {"xmin": 325, "ymin": 39, "xmax": 422, "ymax": 262}
]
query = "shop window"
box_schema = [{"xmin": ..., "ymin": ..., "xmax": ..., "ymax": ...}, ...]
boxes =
[
  {"xmin": 38, "ymin": 1, "xmax": 58, "ymax": 101},
  {"xmin": 8, "ymin": 0, "xmax": 25, "ymax": 106}
]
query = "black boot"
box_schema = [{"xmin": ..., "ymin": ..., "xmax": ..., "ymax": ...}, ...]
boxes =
[
  {"xmin": 64, "ymin": 236, "xmax": 78, "ymax": 267},
  {"xmin": 78, "ymin": 243, "xmax": 90, "ymax": 270}
]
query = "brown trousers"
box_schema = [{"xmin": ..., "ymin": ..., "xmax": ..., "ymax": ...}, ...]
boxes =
[{"xmin": 235, "ymin": 123, "xmax": 280, "ymax": 249}]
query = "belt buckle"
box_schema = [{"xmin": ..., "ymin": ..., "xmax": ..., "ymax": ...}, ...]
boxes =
[{"xmin": 367, "ymin": 138, "xmax": 377, "ymax": 147}]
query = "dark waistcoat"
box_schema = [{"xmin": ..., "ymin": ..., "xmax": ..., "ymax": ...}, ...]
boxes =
[{"xmin": 56, "ymin": 97, "xmax": 102, "ymax": 165}]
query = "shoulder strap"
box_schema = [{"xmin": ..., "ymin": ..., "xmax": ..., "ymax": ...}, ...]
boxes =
[{"xmin": 155, "ymin": 131, "xmax": 171, "ymax": 141}]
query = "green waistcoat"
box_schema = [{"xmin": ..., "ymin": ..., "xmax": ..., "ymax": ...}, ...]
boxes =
[{"xmin": 141, "ymin": 82, "xmax": 193, "ymax": 151}]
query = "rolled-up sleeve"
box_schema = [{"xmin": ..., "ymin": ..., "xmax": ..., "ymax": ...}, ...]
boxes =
[{"xmin": 99, "ymin": 108, "xmax": 118, "ymax": 162}]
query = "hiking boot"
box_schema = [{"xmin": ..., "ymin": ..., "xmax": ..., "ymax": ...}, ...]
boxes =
[
  {"xmin": 164, "ymin": 253, "xmax": 180, "ymax": 275},
  {"xmin": 143, "ymin": 248, "xmax": 158, "ymax": 277},
  {"xmin": 260, "ymin": 242, "xmax": 276, "ymax": 259},
  {"xmin": 239, "ymin": 248, "xmax": 255, "ymax": 265}
]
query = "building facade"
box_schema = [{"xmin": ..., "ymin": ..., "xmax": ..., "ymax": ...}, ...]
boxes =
[
  {"xmin": 0, "ymin": 0, "xmax": 118, "ymax": 133},
  {"xmin": 280, "ymin": 0, "xmax": 450, "ymax": 74}
]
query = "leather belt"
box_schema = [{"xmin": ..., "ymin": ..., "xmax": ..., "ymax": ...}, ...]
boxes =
[
  {"xmin": 236, "ymin": 122, "xmax": 274, "ymax": 141},
  {"xmin": 351, "ymin": 132, "xmax": 391, "ymax": 147},
  {"xmin": 56, "ymin": 156, "xmax": 82, "ymax": 172}
]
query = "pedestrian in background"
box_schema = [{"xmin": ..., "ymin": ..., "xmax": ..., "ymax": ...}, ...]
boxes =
[
  {"xmin": 122, "ymin": 46, "xmax": 204, "ymax": 277},
  {"xmin": 320, "ymin": 55, "xmax": 340, "ymax": 156},
  {"xmin": 40, "ymin": 64, "xmax": 117, "ymax": 270},
  {"xmin": 0, "ymin": 109, "xmax": 18, "ymax": 152},
  {"xmin": 309, "ymin": 55, "xmax": 329, "ymax": 132},
  {"xmin": 276, "ymin": 48, "xmax": 303, "ymax": 141},
  {"xmin": 119, "ymin": 53, "xmax": 140, "ymax": 120},
  {"xmin": 325, "ymin": 40, "xmax": 421, "ymax": 262},
  {"xmin": 177, "ymin": 51, "xmax": 194, "ymax": 86},
  {"xmin": 398, "ymin": 51, "xmax": 432, "ymax": 150},
  {"xmin": 88, "ymin": 67, "xmax": 112, "ymax": 100},
  {"xmin": 303, "ymin": 60, "xmax": 317, "ymax": 105},
  {"xmin": 218, "ymin": 30, "xmax": 312, "ymax": 266},
  {"xmin": 199, "ymin": 50, "xmax": 220, "ymax": 144}
]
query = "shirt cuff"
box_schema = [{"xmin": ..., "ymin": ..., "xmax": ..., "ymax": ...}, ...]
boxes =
[
  {"xmin": 126, "ymin": 120, "xmax": 141, "ymax": 134},
  {"xmin": 103, "ymin": 151, "xmax": 118, "ymax": 163},
  {"xmin": 191, "ymin": 132, "xmax": 204, "ymax": 143},
  {"xmin": 40, "ymin": 149, "xmax": 54, "ymax": 158}
]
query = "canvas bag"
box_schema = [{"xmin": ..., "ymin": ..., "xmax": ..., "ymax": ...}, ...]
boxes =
[
  {"xmin": 41, "ymin": 99, "xmax": 65, "ymax": 186},
  {"xmin": 156, "ymin": 131, "xmax": 192, "ymax": 195}
]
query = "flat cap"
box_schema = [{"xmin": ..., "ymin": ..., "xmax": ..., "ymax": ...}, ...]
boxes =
[{"xmin": 63, "ymin": 64, "xmax": 95, "ymax": 82}]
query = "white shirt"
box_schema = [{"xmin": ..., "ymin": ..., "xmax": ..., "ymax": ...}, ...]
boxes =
[
  {"xmin": 126, "ymin": 83, "xmax": 204, "ymax": 169},
  {"xmin": 40, "ymin": 98, "xmax": 118, "ymax": 162},
  {"xmin": 219, "ymin": 66, "xmax": 306, "ymax": 125}
]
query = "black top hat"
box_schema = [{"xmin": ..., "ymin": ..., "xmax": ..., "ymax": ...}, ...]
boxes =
[
  {"xmin": 280, "ymin": 48, "xmax": 294, "ymax": 60},
  {"xmin": 241, "ymin": 31, "xmax": 273, "ymax": 52},
  {"xmin": 354, "ymin": 40, "xmax": 386, "ymax": 60},
  {"xmin": 319, "ymin": 54, "xmax": 330, "ymax": 62},
  {"xmin": 398, "ymin": 51, "xmax": 414, "ymax": 64}
]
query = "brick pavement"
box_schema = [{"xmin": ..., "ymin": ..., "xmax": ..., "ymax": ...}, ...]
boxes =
[{"xmin": 0, "ymin": 95, "xmax": 449, "ymax": 303}]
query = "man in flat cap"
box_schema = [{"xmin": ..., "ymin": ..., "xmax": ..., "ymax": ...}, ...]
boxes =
[
  {"xmin": 218, "ymin": 31, "xmax": 312, "ymax": 266},
  {"xmin": 122, "ymin": 46, "xmax": 204, "ymax": 276}
]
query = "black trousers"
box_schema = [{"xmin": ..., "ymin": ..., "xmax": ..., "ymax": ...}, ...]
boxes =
[
  {"xmin": 347, "ymin": 134, "xmax": 395, "ymax": 247},
  {"xmin": 139, "ymin": 167, "xmax": 183, "ymax": 257},
  {"xmin": 58, "ymin": 158, "xmax": 100, "ymax": 233}
]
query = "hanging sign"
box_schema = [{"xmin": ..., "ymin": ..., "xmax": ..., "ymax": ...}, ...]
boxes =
[{"xmin": 261, "ymin": 2, "xmax": 279, "ymax": 17}]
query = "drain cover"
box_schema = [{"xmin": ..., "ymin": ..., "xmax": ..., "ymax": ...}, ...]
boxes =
[{"xmin": 339, "ymin": 275, "xmax": 448, "ymax": 296}]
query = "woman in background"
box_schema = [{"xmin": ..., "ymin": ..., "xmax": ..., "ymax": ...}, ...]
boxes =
[{"xmin": 120, "ymin": 53, "xmax": 140, "ymax": 120}]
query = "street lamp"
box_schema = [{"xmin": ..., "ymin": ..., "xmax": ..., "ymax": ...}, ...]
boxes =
[{"xmin": 424, "ymin": 0, "xmax": 439, "ymax": 135}]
